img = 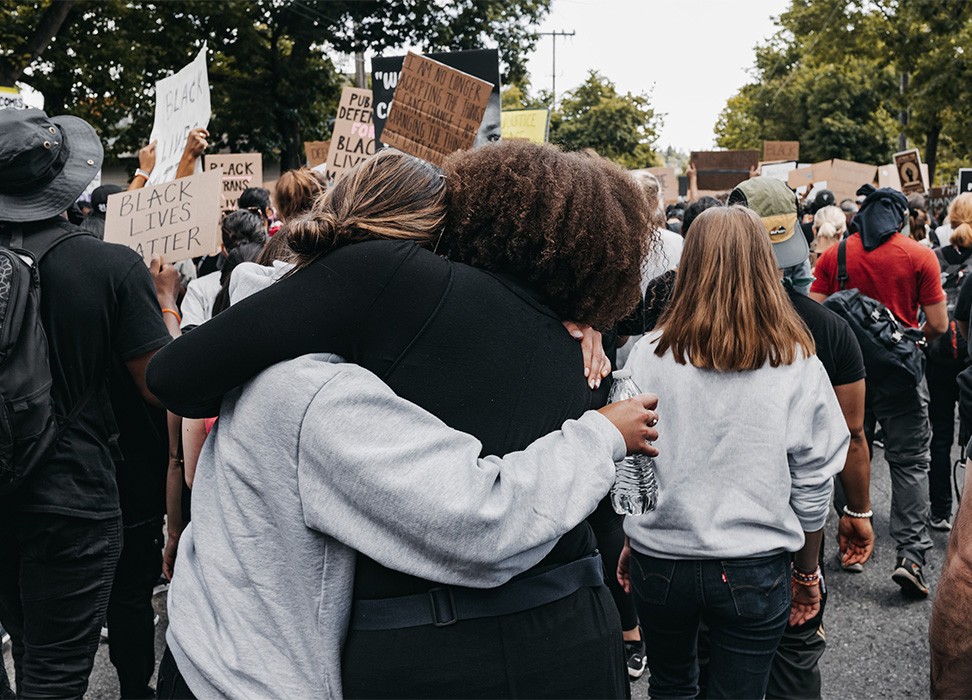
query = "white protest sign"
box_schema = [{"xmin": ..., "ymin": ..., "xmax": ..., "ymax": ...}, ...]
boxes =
[
  {"xmin": 147, "ymin": 46, "xmax": 211, "ymax": 185},
  {"xmin": 104, "ymin": 169, "xmax": 222, "ymax": 263},
  {"xmin": 0, "ymin": 86, "xmax": 25, "ymax": 110}
]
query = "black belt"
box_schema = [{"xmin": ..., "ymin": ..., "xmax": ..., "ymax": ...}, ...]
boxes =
[{"xmin": 349, "ymin": 552, "xmax": 605, "ymax": 631}]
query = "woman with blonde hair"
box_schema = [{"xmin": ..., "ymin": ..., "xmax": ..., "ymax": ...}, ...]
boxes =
[
  {"xmin": 619, "ymin": 206, "xmax": 850, "ymax": 699},
  {"xmin": 811, "ymin": 204, "xmax": 846, "ymax": 264}
]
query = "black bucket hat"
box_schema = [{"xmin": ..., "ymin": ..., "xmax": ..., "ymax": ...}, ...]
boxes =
[{"xmin": 0, "ymin": 108, "xmax": 103, "ymax": 223}]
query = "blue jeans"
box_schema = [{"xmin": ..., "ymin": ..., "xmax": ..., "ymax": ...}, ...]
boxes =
[{"xmin": 630, "ymin": 551, "xmax": 790, "ymax": 699}]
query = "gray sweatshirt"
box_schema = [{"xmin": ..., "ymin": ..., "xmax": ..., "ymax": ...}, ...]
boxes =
[
  {"xmin": 624, "ymin": 332, "xmax": 849, "ymax": 559},
  {"xmin": 166, "ymin": 355, "xmax": 625, "ymax": 698}
]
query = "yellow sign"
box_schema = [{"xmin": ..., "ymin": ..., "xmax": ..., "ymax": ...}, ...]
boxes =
[{"xmin": 501, "ymin": 109, "xmax": 549, "ymax": 144}]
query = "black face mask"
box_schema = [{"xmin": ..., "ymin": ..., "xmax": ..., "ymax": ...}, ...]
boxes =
[{"xmin": 65, "ymin": 202, "xmax": 85, "ymax": 226}]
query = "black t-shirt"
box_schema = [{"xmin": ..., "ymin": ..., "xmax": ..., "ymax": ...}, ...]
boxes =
[
  {"xmin": 148, "ymin": 240, "xmax": 607, "ymax": 598},
  {"xmin": 9, "ymin": 221, "xmax": 171, "ymax": 519},
  {"xmin": 109, "ymin": 359, "xmax": 168, "ymax": 526},
  {"xmin": 787, "ymin": 287, "xmax": 866, "ymax": 386}
]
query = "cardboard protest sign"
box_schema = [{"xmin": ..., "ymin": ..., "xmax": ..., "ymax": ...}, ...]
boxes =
[
  {"xmin": 381, "ymin": 52, "xmax": 493, "ymax": 167},
  {"xmin": 326, "ymin": 88, "xmax": 376, "ymax": 180},
  {"xmin": 928, "ymin": 185, "xmax": 958, "ymax": 216},
  {"xmin": 147, "ymin": 46, "xmax": 211, "ymax": 185},
  {"xmin": 372, "ymin": 48, "xmax": 501, "ymax": 149},
  {"xmin": 642, "ymin": 167, "xmax": 678, "ymax": 205},
  {"xmin": 880, "ymin": 160, "xmax": 929, "ymax": 193},
  {"xmin": 690, "ymin": 150, "xmax": 759, "ymax": 191},
  {"xmin": 788, "ymin": 159, "xmax": 875, "ymax": 201},
  {"xmin": 0, "ymin": 86, "xmax": 24, "ymax": 110},
  {"xmin": 763, "ymin": 141, "xmax": 800, "ymax": 163},
  {"xmin": 501, "ymin": 109, "xmax": 550, "ymax": 144},
  {"xmin": 894, "ymin": 149, "xmax": 926, "ymax": 194},
  {"xmin": 958, "ymin": 169, "xmax": 972, "ymax": 195},
  {"xmin": 760, "ymin": 161, "xmax": 797, "ymax": 182},
  {"xmin": 204, "ymin": 153, "xmax": 263, "ymax": 212},
  {"xmin": 304, "ymin": 141, "xmax": 330, "ymax": 169},
  {"xmin": 104, "ymin": 169, "xmax": 222, "ymax": 264}
]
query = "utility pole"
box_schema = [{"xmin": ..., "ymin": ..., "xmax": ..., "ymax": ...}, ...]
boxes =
[
  {"xmin": 538, "ymin": 30, "xmax": 575, "ymax": 110},
  {"xmin": 354, "ymin": 50, "xmax": 367, "ymax": 89}
]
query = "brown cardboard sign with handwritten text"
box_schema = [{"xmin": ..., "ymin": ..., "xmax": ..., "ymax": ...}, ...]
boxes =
[
  {"xmin": 304, "ymin": 141, "xmax": 330, "ymax": 169},
  {"xmin": 204, "ymin": 153, "xmax": 263, "ymax": 213},
  {"xmin": 326, "ymin": 87, "xmax": 376, "ymax": 180},
  {"xmin": 381, "ymin": 52, "xmax": 493, "ymax": 166},
  {"xmin": 103, "ymin": 169, "xmax": 222, "ymax": 264},
  {"xmin": 763, "ymin": 141, "xmax": 800, "ymax": 163}
]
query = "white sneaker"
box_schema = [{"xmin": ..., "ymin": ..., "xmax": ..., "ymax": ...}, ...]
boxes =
[{"xmin": 930, "ymin": 517, "xmax": 952, "ymax": 532}]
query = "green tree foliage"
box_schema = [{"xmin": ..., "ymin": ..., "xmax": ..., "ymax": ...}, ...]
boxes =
[
  {"xmin": 3, "ymin": 0, "xmax": 551, "ymax": 169},
  {"xmin": 715, "ymin": 0, "xmax": 972, "ymax": 184},
  {"xmin": 549, "ymin": 71, "xmax": 662, "ymax": 169}
]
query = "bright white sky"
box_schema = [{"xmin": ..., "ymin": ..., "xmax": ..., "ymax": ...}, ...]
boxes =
[{"xmin": 524, "ymin": 0, "xmax": 790, "ymax": 152}]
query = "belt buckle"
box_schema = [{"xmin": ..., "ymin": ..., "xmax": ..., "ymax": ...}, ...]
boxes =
[{"xmin": 427, "ymin": 587, "xmax": 457, "ymax": 627}]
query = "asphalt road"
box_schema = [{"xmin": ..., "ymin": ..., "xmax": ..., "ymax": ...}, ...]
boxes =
[{"xmin": 3, "ymin": 443, "xmax": 959, "ymax": 698}]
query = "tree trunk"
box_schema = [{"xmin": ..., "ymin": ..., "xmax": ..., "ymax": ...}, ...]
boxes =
[
  {"xmin": 0, "ymin": 0, "xmax": 77, "ymax": 85},
  {"xmin": 925, "ymin": 123, "xmax": 940, "ymax": 188}
]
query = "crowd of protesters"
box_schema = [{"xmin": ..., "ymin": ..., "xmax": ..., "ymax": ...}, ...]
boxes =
[{"xmin": 1, "ymin": 102, "xmax": 972, "ymax": 700}]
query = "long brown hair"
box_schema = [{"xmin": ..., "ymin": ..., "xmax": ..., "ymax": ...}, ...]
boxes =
[
  {"xmin": 274, "ymin": 168, "xmax": 327, "ymax": 222},
  {"xmin": 286, "ymin": 149, "xmax": 446, "ymax": 268},
  {"xmin": 655, "ymin": 206, "xmax": 815, "ymax": 371}
]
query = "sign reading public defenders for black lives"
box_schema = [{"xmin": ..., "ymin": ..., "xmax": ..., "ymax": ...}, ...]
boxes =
[
  {"xmin": 372, "ymin": 48, "xmax": 500, "ymax": 149},
  {"xmin": 326, "ymin": 88, "xmax": 376, "ymax": 180},
  {"xmin": 382, "ymin": 53, "xmax": 493, "ymax": 167},
  {"xmin": 103, "ymin": 170, "xmax": 222, "ymax": 264}
]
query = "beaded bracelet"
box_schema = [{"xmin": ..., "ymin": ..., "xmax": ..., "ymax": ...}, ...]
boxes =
[
  {"xmin": 791, "ymin": 564, "xmax": 821, "ymax": 587},
  {"xmin": 842, "ymin": 505, "xmax": 874, "ymax": 519}
]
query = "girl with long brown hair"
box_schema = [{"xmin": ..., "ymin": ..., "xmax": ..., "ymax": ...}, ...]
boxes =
[{"xmin": 619, "ymin": 206, "xmax": 850, "ymax": 699}]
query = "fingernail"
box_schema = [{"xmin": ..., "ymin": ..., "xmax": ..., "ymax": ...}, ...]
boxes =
[
  {"xmin": 584, "ymin": 367, "xmax": 590, "ymax": 378},
  {"xmin": 570, "ymin": 330, "xmax": 583, "ymax": 339}
]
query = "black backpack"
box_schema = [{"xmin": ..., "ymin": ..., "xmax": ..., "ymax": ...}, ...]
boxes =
[
  {"xmin": 822, "ymin": 238, "xmax": 926, "ymax": 389},
  {"xmin": 927, "ymin": 248, "xmax": 972, "ymax": 365},
  {"xmin": 0, "ymin": 220, "xmax": 101, "ymax": 495}
]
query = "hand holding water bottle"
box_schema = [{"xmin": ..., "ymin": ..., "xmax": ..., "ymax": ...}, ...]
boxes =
[
  {"xmin": 607, "ymin": 370, "xmax": 659, "ymax": 515},
  {"xmin": 596, "ymin": 394, "xmax": 660, "ymax": 457}
]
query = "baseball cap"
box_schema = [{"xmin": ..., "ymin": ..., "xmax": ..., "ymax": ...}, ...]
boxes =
[{"xmin": 728, "ymin": 176, "xmax": 809, "ymax": 268}]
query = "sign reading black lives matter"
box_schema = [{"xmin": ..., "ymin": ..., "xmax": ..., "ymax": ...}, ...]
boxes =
[
  {"xmin": 147, "ymin": 46, "xmax": 211, "ymax": 185},
  {"xmin": 103, "ymin": 170, "xmax": 222, "ymax": 264},
  {"xmin": 372, "ymin": 48, "xmax": 500, "ymax": 149},
  {"xmin": 381, "ymin": 52, "xmax": 493, "ymax": 167},
  {"xmin": 204, "ymin": 154, "xmax": 263, "ymax": 212}
]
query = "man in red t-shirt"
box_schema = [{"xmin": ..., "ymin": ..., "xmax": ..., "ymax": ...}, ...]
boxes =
[{"xmin": 810, "ymin": 188, "xmax": 946, "ymax": 599}]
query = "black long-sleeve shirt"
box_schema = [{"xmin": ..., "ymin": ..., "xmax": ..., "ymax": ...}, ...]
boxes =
[{"xmin": 148, "ymin": 240, "xmax": 608, "ymax": 597}]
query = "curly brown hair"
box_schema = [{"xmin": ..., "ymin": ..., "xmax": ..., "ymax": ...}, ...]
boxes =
[{"xmin": 441, "ymin": 141, "xmax": 654, "ymax": 329}]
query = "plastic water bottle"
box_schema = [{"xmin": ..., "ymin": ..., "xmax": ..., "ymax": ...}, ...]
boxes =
[{"xmin": 607, "ymin": 369, "xmax": 658, "ymax": 516}]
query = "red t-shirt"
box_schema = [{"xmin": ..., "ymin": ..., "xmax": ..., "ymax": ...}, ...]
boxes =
[{"xmin": 811, "ymin": 233, "xmax": 945, "ymax": 328}]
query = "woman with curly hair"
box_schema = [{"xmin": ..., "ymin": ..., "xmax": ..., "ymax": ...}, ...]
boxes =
[{"xmin": 148, "ymin": 143, "xmax": 654, "ymax": 697}]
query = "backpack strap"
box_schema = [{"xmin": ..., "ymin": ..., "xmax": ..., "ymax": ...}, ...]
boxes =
[
  {"xmin": 837, "ymin": 238, "xmax": 849, "ymax": 291},
  {"xmin": 18, "ymin": 219, "xmax": 94, "ymax": 264}
]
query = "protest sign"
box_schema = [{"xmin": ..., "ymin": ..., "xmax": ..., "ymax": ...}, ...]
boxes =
[
  {"xmin": 635, "ymin": 167, "xmax": 677, "ymax": 204},
  {"xmin": 204, "ymin": 153, "xmax": 263, "ymax": 212},
  {"xmin": 304, "ymin": 141, "xmax": 330, "ymax": 169},
  {"xmin": 760, "ymin": 161, "xmax": 797, "ymax": 182},
  {"xmin": 381, "ymin": 52, "xmax": 493, "ymax": 167},
  {"xmin": 501, "ymin": 109, "xmax": 550, "ymax": 144},
  {"xmin": 958, "ymin": 169, "xmax": 972, "ymax": 195},
  {"xmin": 894, "ymin": 149, "xmax": 926, "ymax": 194},
  {"xmin": 326, "ymin": 87, "xmax": 376, "ymax": 180},
  {"xmin": 147, "ymin": 46, "xmax": 211, "ymax": 185},
  {"xmin": 787, "ymin": 165, "xmax": 815, "ymax": 192},
  {"xmin": 787, "ymin": 159, "xmax": 875, "ymax": 201},
  {"xmin": 690, "ymin": 150, "xmax": 759, "ymax": 191},
  {"xmin": 104, "ymin": 169, "xmax": 222, "ymax": 264},
  {"xmin": 763, "ymin": 141, "xmax": 800, "ymax": 163},
  {"xmin": 928, "ymin": 185, "xmax": 958, "ymax": 216},
  {"xmin": 0, "ymin": 86, "xmax": 24, "ymax": 110},
  {"xmin": 880, "ymin": 160, "xmax": 929, "ymax": 193},
  {"xmin": 372, "ymin": 48, "xmax": 500, "ymax": 149}
]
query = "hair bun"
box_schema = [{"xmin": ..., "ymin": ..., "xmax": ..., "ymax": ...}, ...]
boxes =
[
  {"xmin": 286, "ymin": 211, "xmax": 340, "ymax": 258},
  {"xmin": 816, "ymin": 222, "xmax": 837, "ymax": 238}
]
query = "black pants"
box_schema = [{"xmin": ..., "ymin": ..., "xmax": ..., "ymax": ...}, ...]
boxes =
[
  {"xmin": 0, "ymin": 512, "xmax": 122, "ymax": 699},
  {"xmin": 155, "ymin": 647, "xmax": 196, "ymax": 699},
  {"xmin": 107, "ymin": 519, "xmax": 164, "ymax": 698},
  {"xmin": 342, "ymin": 585, "xmax": 628, "ymax": 699},
  {"xmin": 927, "ymin": 361, "xmax": 963, "ymax": 520},
  {"xmin": 593, "ymin": 511, "xmax": 639, "ymax": 631}
]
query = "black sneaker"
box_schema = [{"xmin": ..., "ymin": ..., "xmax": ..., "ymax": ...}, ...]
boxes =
[
  {"xmin": 624, "ymin": 634, "xmax": 647, "ymax": 680},
  {"xmin": 891, "ymin": 557, "xmax": 929, "ymax": 599}
]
